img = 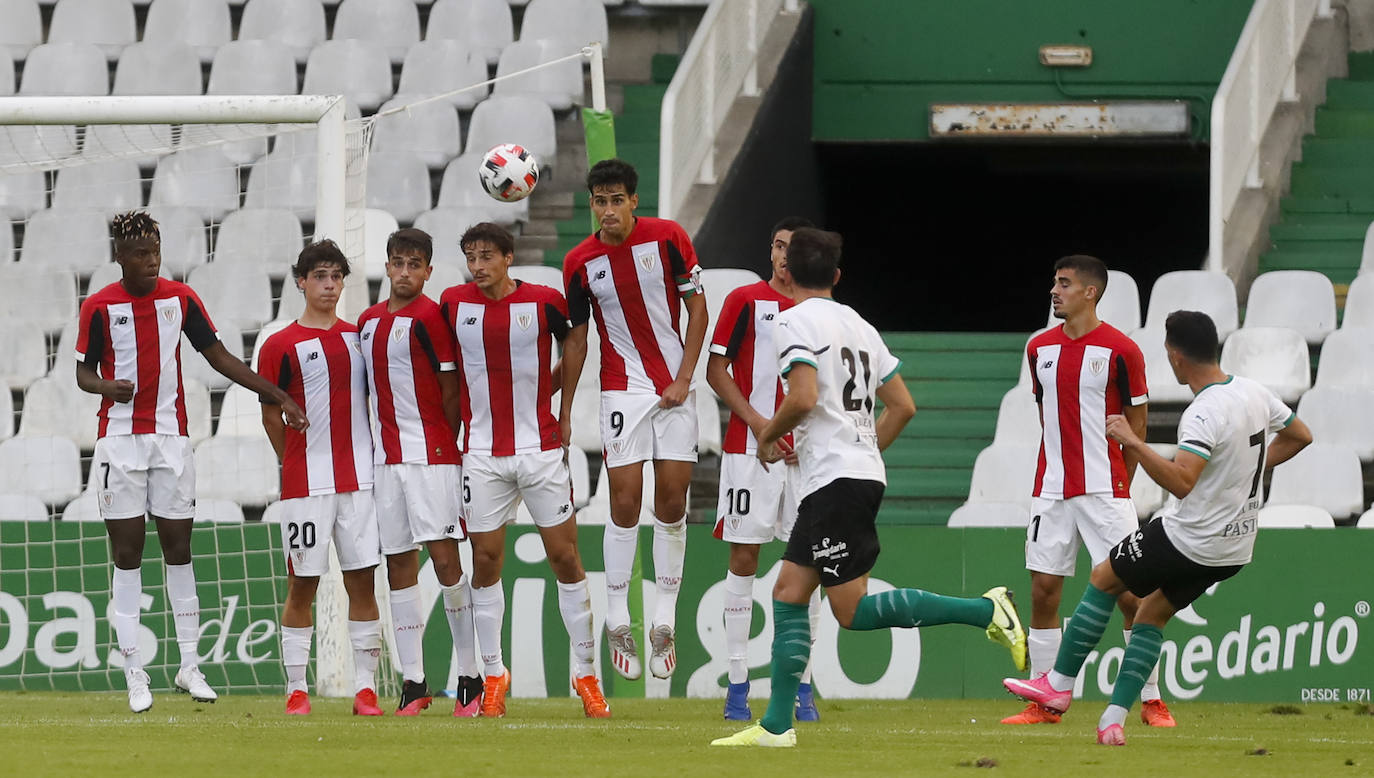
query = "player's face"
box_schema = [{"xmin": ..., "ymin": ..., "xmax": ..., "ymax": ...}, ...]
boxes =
[
  {"xmin": 1050, "ymin": 268, "xmax": 1095, "ymax": 320},
  {"xmin": 386, "ymin": 248, "xmax": 432, "ymax": 301},
  {"xmin": 115, "ymin": 237, "xmax": 161, "ymax": 283},
  {"xmin": 590, "ymin": 184, "xmax": 638, "ymax": 241},
  {"xmin": 770, "ymin": 229, "xmax": 794, "ymax": 285},
  {"xmin": 464, "ymin": 240, "xmax": 513, "ymax": 293},
  {"xmin": 297, "ymin": 262, "xmax": 345, "ymax": 313}
]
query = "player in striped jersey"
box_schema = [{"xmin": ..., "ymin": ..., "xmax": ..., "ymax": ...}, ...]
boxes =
[
  {"xmin": 259, "ymin": 241, "xmax": 384, "ymax": 717},
  {"xmin": 357, "ymin": 228, "xmax": 482, "ymax": 717},
  {"xmin": 1004, "ymin": 255, "xmax": 1175, "ymax": 727},
  {"xmin": 560, "ymin": 159, "xmax": 708, "ymax": 680},
  {"xmin": 440, "ymin": 222, "xmax": 608, "ymax": 718},
  {"xmin": 76, "ymin": 211, "xmax": 307, "ymax": 713},
  {"xmin": 706, "ymin": 217, "xmax": 823, "ymax": 721}
]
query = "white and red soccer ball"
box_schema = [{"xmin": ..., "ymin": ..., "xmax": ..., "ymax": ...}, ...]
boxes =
[{"xmin": 478, "ymin": 143, "xmax": 539, "ymax": 202}]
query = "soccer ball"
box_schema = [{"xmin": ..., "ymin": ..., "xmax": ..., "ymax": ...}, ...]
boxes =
[{"xmin": 478, "ymin": 143, "xmax": 539, "ymax": 202}]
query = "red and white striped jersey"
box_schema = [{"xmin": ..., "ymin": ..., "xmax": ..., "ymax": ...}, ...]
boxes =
[
  {"xmin": 441, "ymin": 281, "xmax": 569, "ymax": 456},
  {"xmin": 709, "ymin": 280, "xmax": 793, "ymax": 454},
  {"xmin": 563, "ymin": 216, "xmax": 703, "ymax": 395},
  {"xmin": 358, "ymin": 295, "xmax": 461, "ymax": 466},
  {"xmin": 76, "ymin": 279, "xmax": 219, "ymax": 439},
  {"xmin": 1027, "ymin": 322, "xmax": 1148, "ymax": 499},
  {"xmin": 258, "ymin": 321, "xmax": 373, "ymax": 499}
]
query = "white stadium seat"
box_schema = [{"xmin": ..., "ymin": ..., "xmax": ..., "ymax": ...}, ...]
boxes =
[
  {"xmin": 0, "ymin": 0, "xmax": 42, "ymax": 62},
  {"xmin": 82, "ymin": 123, "xmax": 176, "ymax": 166},
  {"xmin": 214, "ymin": 208, "xmax": 304, "ymax": 280},
  {"xmin": 465, "ymin": 96, "xmax": 557, "ymax": 169},
  {"xmin": 49, "ymin": 321, "xmax": 80, "ymax": 378},
  {"xmin": 0, "ymin": 265, "xmax": 77, "ymax": 334},
  {"xmin": 1266, "ymin": 442, "xmax": 1363, "ymax": 519},
  {"xmin": 19, "ymin": 208, "xmax": 113, "ymax": 276},
  {"xmin": 412, "ymin": 208, "xmax": 480, "ymax": 282},
  {"xmin": 275, "ymin": 280, "xmax": 305, "ymax": 321},
  {"xmin": 302, "ymin": 40, "xmax": 394, "ymax": 112},
  {"xmin": 438, "ymin": 154, "xmax": 531, "ymax": 225},
  {"xmin": 1129, "ymin": 463, "xmax": 1165, "ymax": 520},
  {"xmin": 48, "ymin": 0, "xmax": 136, "ymax": 61},
  {"xmin": 1130, "ymin": 327, "xmax": 1193, "ymax": 404},
  {"xmin": 0, "ymin": 320, "xmax": 47, "ymax": 389},
  {"xmin": 1357, "ymin": 508, "xmax": 1374, "ymax": 528},
  {"xmin": 142, "ymin": 0, "xmax": 231, "ymax": 63},
  {"xmin": 1143, "ymin": 270, "xmax": 1239, "ymax": 340},
  {"xmin": 1341, "ymin": 273, "xmax": 1374, "ymax": 330},
  {"xmin": 52, "ymin": 160, "xmax": 143, "ymax": 216},
  {"xmin": 992, "ymin": 387, "xmax": 1040, "ymax": 446},
  {"xmin": 194, "ymin": 498, "xmax": 245, "ymax": 523},
  {"xmin": 697, "ymin": 391, "xmax": 722, "ymax": 456},
  {"xmin": 966, "ymin": 444, "xmax": 1037, "ymax": 505},
  {"xmin": 569, "ymin": 378, "xmax": 601, "ymax": 454},
  {"xmin": 520, "ymin": 0, "xmax": 610, "ymax": 57},
  {"xmin": 19, "ymin": 375, "xmax": 100, "ymax": 450},
  {"xmin": 1217, "ymin": 326, "xmax": 1310, "ymax": 403},
  {"xmin": 19, "ymin": 42, "xmax": 109, "ymax": 95},
  {"xmin": 188, "ymin": 262, "xmax": 274, "ymax": 331},
  {"xmin": 183, "ymin": 378, "xmax": 213, "ymax": 445},
  {"xmin": 363, "ymin": 208, "xmax": 401, "ymax": 283},
  {"xmin": 1313, "ymin": 327, "xmax": 1374, "ymax": 390},
  {"xmin": 397, "ymin": 41, "xmax": 489, "ymax": 111},
  {"xmin": 0, "ymin": 386, "xmax": 12, "ymax": 442},
  {"xmin": 1296, "ymin": 386, "xmax": 1374, "ymax": 462},
  {"xmin": 250, "ymin": 320, "xmax": 291, "ymax": 366},
  {"xmin": 1044, "ymin": 269, "xmax": 1141, "ymax": 332},
  {"xmin": 700, "ymin": 268, "xmax": 763, "ymax": 328},
  {"xmin": 61, "ymin": 490, "xmax": 101, "ymax": 522},
  {"xmin": 0, "ymin": 435, "xmax": 83, "ymax": 505},
  {"xmin": 0, "ymin": 492, "xmax": 49, "ymax": 521},
  {"xmin": 365, "ymin": 152, "xmax": 434, "ymax": 225},
  {"xmin": 207, "ymin": 39, "xmax": 298, "ymax": 95},
  {"xmin": 1243, "ymin": 270, "xmax": 1336, "ymax": 345},
  {"xmin": 0, "ymin": 169, "xmax": 46, "ymax": 220},
  {"xmin": 509, "ymin": 265, "xmax": 563, "ymax": 289},
  {"xmin": 0, "ymin": 53, "xmax": 13, "ymax": 96},
  {"xmin": 426, "ymin": 0, "xmax": 514, "ymax": 67},
  {"xmin": 946, "ymin": 502, "xmax": 1030, "ymax": 528},
  {"xmin": 0, "ymin": 126, "xmax": 78, "ymax": 169},
  {"xmin": 494, "ymin": 39, "xmax": 583, "ymax": 112},
  {"xmin": 244, "ymin": 150, "xmax": 318, "ymax": 221},
  {"xmin": 332, "ymin": 0, "xmax": 421, "ymax": 65},
  {"xmin": 181, "ymin": 320, "xmax": 243, "ymax": 391},
  {"xmin": 149, "ymin": 147, "xmax": 241, "ymax": 223},
  {"xmin": 1257, "ymin": 505, "xmax": 1336, "ymax": 529},
  {"xmin": 1361, "ymin": 221, "xmax": 1374, "ymax": 276},
  {"xmin": 0, "ymin": 220, "xmax": 11, "ymax": 263},
  {"xmin": 1015, "ymin": 327, "xmax": 1050, "ymax": 388},
  {"xmin": 237, "ymin": 0, "xmax": 325, "ymax": 64},
  {"xmin": 371, "ymin": 99, "xmax": 464, "ymax": 170},
  {"xmin": 194, "ymin": 434, "xmax": 279, "ymax": 506},
  {"xmin": 144, "ymin": 206, "xmax": 210, "ymax": 279}
]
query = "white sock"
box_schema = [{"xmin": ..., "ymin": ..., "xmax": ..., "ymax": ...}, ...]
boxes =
[
  {"xmin": 389, "ymin": 585, "xmax": 425, "ymax": 684},
  {"xmin": 281, "ymin": 625, "xmax": 313, "ymax": 695},
  {"xmin": 557, "ymin": 579, "xmax": 596, "ymax": 679},
  {"xmin": 349, "ymin": 619, "xmax": 381, "ymax": 694},
  {"xmin": 441, "ymin": 575, "xmax": 480, "ymax": 678},
  {"xmin": 1028, "ymin": 627, "xmax": 1062, "ymax": 678},
  {"xmin": 1100, "ymin": 703, "xmax": 1129, "ymax": 730},
  {"xmin": 111, "ymin": 566, "xmax": 143, "ymax": 670},
  {"xmin": 651, "ymin": 515, "xmax": 686, "ymax": 630},
  {"xmin": 1126, "ymin": 628, "xmax": 1163, "ymax": 701},
  {"xmin": 164, "ymin": 562, "xmax": 200, "ymax": 671},
  {"xmin": 723, "ymin": 571, "xmax": 753, "ymax": 685},
  {"xmin": 471, "ymin": 580, "xmax": 506, "ymax": 677},
  {"xmin": 800, "ymin": 588, "xmax": 821, "ymax": 685},
  {"xmin": 602, "ymin": 522, "xmax": 638, "ymax": 630}
]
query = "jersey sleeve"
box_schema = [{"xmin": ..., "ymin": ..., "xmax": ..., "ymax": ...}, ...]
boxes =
[
  {"xmin": 182, "ymin": 287, "xmax": 219, "ymax": 352},
  {"xmin": 75, "ymin": 297, "xmax": 104, "ymax": 367},
  {"xmin": 873, "ymin": 335, "xmax": 903, "ymax": 386},
  {"xmin": 1266, "ymin": 390, "xmax": 1296, "ymax": 434},
  {"xmin": 564, "ymin": 261, "xmax": 593, "ymax": 327},
  {"xmin": 1027, "ymin": 341, "xmax": 1042, "ymax": 402},
  {"xmin": 776, "ymin": 315, "xmax": 819, "ymax": 377},
  {"xmin": 424, "ymin": 306, "xmax": 457, "ymax": 371},
  {"xmin": 1175, "ymin": 406, "xmax": 1220, "ymax": 461},
  {"xmin": 256, "ymin": 337, "xmax": 292, "ymax": 403},
  {"xmin": 709, "ymin": 289, "xmax": 750, "ymax": 359},
  {"xmin": 665, "ymin": 224, "xmax": 703, "ymax": 300},
  {"xmin": 543, "ymin": 286, "xmax": 571, "ymax": 341},
  {"xmin": 1115, "ymin": 338, "xmax": 1149, "ymax": 406}
]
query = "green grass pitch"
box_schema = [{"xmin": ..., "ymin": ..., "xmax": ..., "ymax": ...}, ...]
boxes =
[{"xmin": 3, "ymin": 694, "xmax": 1372, "ymax": 776}]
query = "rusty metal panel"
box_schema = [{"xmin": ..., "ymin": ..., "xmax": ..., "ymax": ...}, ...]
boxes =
[{"xmin": 930, "ymin": 102, "xmax": 1190, "ymax": 138}]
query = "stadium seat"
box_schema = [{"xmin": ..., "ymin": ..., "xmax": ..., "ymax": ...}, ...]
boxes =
[
  {"xmin": 207, "ymin": 40, "xmax": 299, "ymax": 96},
  {"xmin": 180, "ymin": 377, "xmax": 213, "ymax": 445},
  {"xmin": 1015, "ymin": 326, "xmax": 1050, "ymax": 388},
  {"xmin": 214, "ymin": 207, "xmax": 305, "ymax": 280},
  {"xmin": 0, "ymin": 386, "xmax": 12, "ymax": 442},
  {"xmin": 244, "ymin": 150, "xmax": 317, "ymax": 221},
  {"xmin": 332, "ymin": 0, "xmax": 421, "ymax": 65},
  {"xmin": 194, "ymin": 497, "xmax": 245, "ymax": 523},
  {"xmin": 82, "ymin": 124, "xmax": 176, "ymax": 167},
  {"xmin": 1217, "ymin": 326, "xmax": 1310, "ymax": 404},
  {"xmin": 0, "ymin": 320, "xmax": 47, "ymax": 389},
  {"xmin": 1257, "ymin": 505, "xmax": 1336, "ymax": 529},
  {"xmin": 1266, "ymin": 442, "xmax": 1363, "ymax": 519},
  {"xmin": 0, "ymin": 0, "xmax": 42, "ymax": 62},
  {"xmin": 188, "ymin": 262, "xmax": 274, "ymax": 331},
  {"xmin": 0, "ymin": 265, "xmax": 77, "ymax": 334},
  {"xmin": 465, "ymin": 96, "xmax": 557, "ymax": 168},
  {"xmin": 1129, "ymin": 328, "xmax": 1193, "ymax": 404},
  {"xmin": 438, "ymin": 154, "xmax": 531, "ymax": 225},
  {"xmin": 426, "ymin": 0, "xmax": 514, "ymax": 66},
  {"xmin": 1357, "ymin": 508, "xmax": 1374, "ymax": 528},
  {"xmin": 275, "ymin": 281, "xmax": 305, "ymax": 322},
  {"xmin": 396, "ymin": 40, "xmax": 489, "ymax": 111},
  {"xmin": 0, "ymin": 169, "xmax": 46, "ymax": 220},
  {"xmin": 1313, "ymin": 327, "xmax": 1374, "ymax": 390},
  {"xmin": 1129, "ymin": 463, "xmax": 1165, "ymax": 520},
  {"xmin": 49, "ymin": 321, "xmax": 80, "ymax": 377},
  {"xmin": 412, "ymin": 208, "xmax": 482, "ymax": 281},
  {"xmin": 194, "ymin": 434, "xmax": 280, "ymax": 505},
  {"xmin": 1242, "ymin": 270, "xmax": 1336, "ymax": 345},
  {"xmin": 47, "ymin": 0, "xmax": 136, "ymax": 61},
  {"xmin": 19, "ymin": 375, "xmax": 100, "ymax": 449},
  {"xmin": 378, "ymin": 261, "xmax": 469, "ymax": 302},
  {"xmin": 149, "ymin": 147, "xmax": 241, "ymax": 223},
  {"xmin": 0, "ymin": 221, "xmax": 9, "ymax": 265},
  {"xmin": 181, "ymin": 320, "xmax": 243, "ymax": 391},
  {"xmin": 0, "ymin": 56, "xmax": 13, "ymax": 96},
  {"xmin": 114, "ymin": 41, "xmax": 203, "ymax": 97},
  {"xmin": 52, "ymin": 160, "xmax": 143, "ymax": 216},
  {"xmin": 1362, "ymin": 222, "xmax": 1374, "ymax": 276},
  {"xmin": 19, "ymin": 208, "xmax": 112, "ymax": 276},
  {"xmin": 946, "ymin": 502, "xmax": 1030, "ymax": 528},
  {"xmin": 143, "ymin": 206, "xmax": 209, "ymax": 279},
  {"xmin": 1143, "ymin": 270, "xmax": 1239, "ymax": 340},
  {"xmin": 494, "ymin": 39, "xmax": 584, "ymax": 112},
  {"xmin": 261, "ymin": 500, "xmax": 285, "ymax": 523},
  {"xmin": 697, "ymin": 391, "xmax": 722, "ymax": 456},
  {"xmin": 238, "ymin": 0, "xmax": 326, "ymax": 64},
  {"xmin": 19, "ymin": 42, "xmax": 110, "ymax": 95},
  {"xmin": 60, "ymin": 490, "xmax": 101, "ymax": 521},
  {"xmin": 249, "ymin": 319, "xmax": 290, "ymax": 367},
  {"xmin": 371, "ymin": 99, "xmax": 464, "ymax": 170},
  {"xmin": 362, "ymin": 208, "xmax": 400, "ymax": 283},
  {"xmin": 210, "ymin": 383, "xmax": 269, "ymax": 439},
  {"xmin": 569, "ymin": 375, "xmax": 601, "ymax": 453},
  {"xmin": 1342, "ymin": 273, "xmax": 1374, "ymax": 330},
  {"xmin": 509, "ymin": 264, "xmax": 562, "ymax": 288},
  {"xmin": 1043, "ymin": 269, "xmax": 1141, "ymax": 332},
  {"xmin": 0, "ymin": 126, "xmax": 79, "ymax": 169},
  {"xmin": 700, "ymin": 268, "xmax": 763, "ymax": 328},
  {"xmin": 302, "ymin": 40, "xmax": 394, "ymax": 112},
  {"xmin": 520, "ymin": 0, "xmax": 609, "ymax": 57},
  {"xmin": 143, "ymin": 0, "xmax": 232, "ymax": 63},
  {"xmin": 0, "ymin": 434, "xmax": 83, "ymax": 505},
  {"xmin": 365, "ymin": 152, "xmax": 434, "ymax": 225},
  {"xmin": 992, "ymin": 387, "xmax": 1040, "ymax": 446},
  {"xmin": 0, "ymin": 492, "xmax": 48, "ymax": 521},
  {"xmin": 1296, "ymin": 386, "xmax": 1374, "ymax": 462},
  {"xmin": 965, "ymin": 444, "xmax": 1037, "ymax": 505}
]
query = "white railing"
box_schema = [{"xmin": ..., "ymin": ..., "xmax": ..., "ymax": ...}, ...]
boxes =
[
  {"xmin": 1209, "ymin": 0, "xmax": 1329, "ymax": 271},
  {"xmin": 659, "ymin": 0, "xmax": 798, "ymax": 220}
]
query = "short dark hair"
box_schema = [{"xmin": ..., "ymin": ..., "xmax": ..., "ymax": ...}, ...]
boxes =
[
  {"xmin": 587, "ymin": 158, "xmax": 638, "ymax": 195},
  {"xmin": 770, "ymin": 216, "xmax": 814, "ymax": 242},
  {"xmin": 292, "ymin": 239, "xmax": 350, "ymax": 280},
  {"xmin": 1053, "ymin": 254, "xmax": 1109, "ymax": 299},
  {"xmin": 785, "ymin": 227, "xmax": 843, "ymax": 290},
  {"xmin": 386, "ymin": 228, "xmax": 432, "ymax": 263},
  {"xmin": 1165, "ymin": 310, "xmax": 1220, "ymax": 364},
  {"xmin": 110, "ymin": 211, "xmax": 160, "ymax": 247},
  {"xmin": 459, "ymin": 222, "xmax": 515, "ymax": 257}
]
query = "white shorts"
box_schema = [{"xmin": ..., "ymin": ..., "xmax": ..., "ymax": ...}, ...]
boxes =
[
  {"xmin": 1026, "ymin": 494, "xmax": 1138, "ymax": 577},
  {"xmin": 714, "ymin": 453, "xmax": 799, "ymax": 544},
  {"xmin": 600, "ymin": 389, "xmax": 699, "ymax": 468},
  {"xmin": 277, "ymin": 490, "xmax": 382, "ymax": 577},
  {"xmin": 374, "ymin": 463, "xmax": 465, "ymax": 554},
  {"xmin": 92, "ymin": 434, "xmax": 196, "ymax": 520},
  {"xmin": 462, "ymin": 449, "xmax": 575, "ymax": 533}
]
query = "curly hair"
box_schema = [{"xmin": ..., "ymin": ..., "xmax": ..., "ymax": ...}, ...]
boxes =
[{"xmin": 110, "ymin": 211, "xmax": 160, "ymax": 244}]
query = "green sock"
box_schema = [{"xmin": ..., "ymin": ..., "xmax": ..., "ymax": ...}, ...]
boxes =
[
  {"xmin": 849, "ymin": 588, "xmax": 994, "ymax": 631},
  {"xmin": 1054, "ymin": 584, "xmax": 1118, "ymax": 678},
  {"xmin": 760, "ymin": 600, "xmax": 810, "ymax": 735},
  {"xmin": 1110, "ymin": 624, "xmax": 1164, "ymax": 711}
]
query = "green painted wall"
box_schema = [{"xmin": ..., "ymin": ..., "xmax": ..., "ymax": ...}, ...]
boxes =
[{"xmin": 810, "ymin": 0, "xmax": 1255, "ymax": 141}]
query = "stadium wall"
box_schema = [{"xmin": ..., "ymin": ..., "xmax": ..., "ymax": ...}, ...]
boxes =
[
  {"xmin": 4, "ymin": 524, "xmax": 1371, "ymax": 704},
  {"xmin": 808, "ymin": 0, "xmax": 1254, "ymax": 142}
]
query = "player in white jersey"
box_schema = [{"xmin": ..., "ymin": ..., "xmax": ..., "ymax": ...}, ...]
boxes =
[
  {"xmin": 706, "ymin": 216, "xmax": 824, "ymax": 721},
  {"xmin": 712, "ymin": 228, "xmax": 1027, "ymax": 748},
  {"xmin": 1005, "ymin": 310, "xmax": 1312, "ymax": 746}
]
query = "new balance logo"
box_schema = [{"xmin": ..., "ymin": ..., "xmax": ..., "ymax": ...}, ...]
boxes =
[
  {"xmin": 762, "ymin": 313, "xmax": 775, "ymax": 320},
  {"xmin": 362, "ymin": 332, "xmax": 370, "ymax": 340},
  {"xmin": 557, "ymin": 503, "xmax": 571, "ymax": 516},
  {"xmin": 115, "ymin": 316, "xmax": 129, "ymax": 325},
  {"xmin": 463, "ymin": 317, "xmax": 478, "ymax": 325},
  {"xmin": 307, "ymin": 351, "xmax": 320, "ymax": 361},
  {"xmin": 1041, "ymin": 361, "xmax": 1053, "ymax": 370},
  {"xmin": 594, "ymin": 270, "xmax": 607, "ymax": 280},
  {"xmin": 444, "ymin": 525, "xmax": 456, "ymax": 534}
]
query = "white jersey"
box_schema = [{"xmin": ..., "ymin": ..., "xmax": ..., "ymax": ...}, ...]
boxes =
[
  {"xmin": 1161, "ymin": 375, "xmax": 1294, "ymax": 566},
  {"xmin": 774, "ymin": 297, "xmax": 902, "ymax": 499}
]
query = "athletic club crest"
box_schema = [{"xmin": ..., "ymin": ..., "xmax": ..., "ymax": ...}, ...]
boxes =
[
  {"xmin": 391, "ymin": 325, "xmax": 405, "ymax": 342},
  {"xmin": 161, "ymin": 307, "xmax": 176, "ymax": 323},
  {"xmin": 516, "ymin": 313, "xmax": 532, "ymax": 331},
  {"xmin": 639, "ymin": 253, "xmax": 654, "ymax": 271},
  {"xmin": 101, "ymin": 491, "xmax": 113, "ymax": 507},
  {"xmin": 1088, "ymin": 357, "xmax": 1107, "ymax": 376}
]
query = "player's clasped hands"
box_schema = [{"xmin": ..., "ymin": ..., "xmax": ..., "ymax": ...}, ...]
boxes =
[
  {"xmin": 1104, "ymin": 414, "xmax": 1137, "ymax": 446},
  {"xmin": 756, "ymin": 437, "xmax": 794, "ymax": 471}
]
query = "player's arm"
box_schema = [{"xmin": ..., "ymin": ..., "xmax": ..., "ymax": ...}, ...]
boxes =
[
  {"xmin": 707, "ymin": 354, "xmax": 769, "ymax": 437},
  {"xmin": 438, "ymin": 370, "xmax": 463, "ymax": 439},
  {"xmin": 76, "ymin": 362, "xmax": 133, "ymax": 403},
  {"xmin": 757, "ymin": 362, "xmax": 817, "ymax": 469},
  {"xmin": 874, "ymin": 373, "xmax": 917, "ymax": 452},
  {"xmin": 1106, "ymin": 414, "xmax": 1205, "ymax": 498},
  {"xmin": 1264, "ymin": 415, "xmax": 1313, "ymax": 470},
  {"xmin": 74, "ymin": 306, "xmax": 134, "ymax": 402},
  {"xmin": 559, "ymin": 323, "xmax": 588, "ymax": 447},
  {"xmin": 661, "ymin": 292, "xmax": 707, "ymax": 409},
  {"xmin": 261, "ymin": 402, "xmax": 286, "ymax": 461},
  {"xmin": 1120, "ymin": 402, "xmax": 1148, "ymax": 488},
  {"xmin": 202, "ymin": 342, "xmax": 308, "ymax": 431}
]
